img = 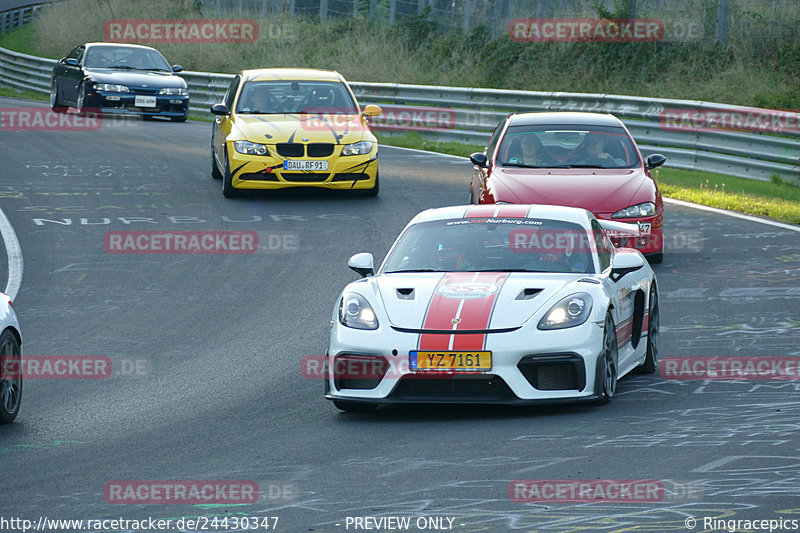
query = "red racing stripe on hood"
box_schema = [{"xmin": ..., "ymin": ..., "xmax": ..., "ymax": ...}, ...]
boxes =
[{"xmin": 418, "ymin": 272, "xmax": 510, "ymax": 351}]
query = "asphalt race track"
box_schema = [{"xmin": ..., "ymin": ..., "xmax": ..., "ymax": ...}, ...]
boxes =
[{"xmin": 2, "ymin": 97, "xmax": 800, "ymax": 533}]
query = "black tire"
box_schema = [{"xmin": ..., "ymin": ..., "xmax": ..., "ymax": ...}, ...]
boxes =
[
  {"xmin": 363, "ymin": 171, "xmax": 379, "ymax": 196},
  {"xmin": 50, "ymin": 79, "xmax": 67, "ymax": 113},
  {"xmin": 333, "ymin": 400, "xmax": 378, "ymax": 413},
  {"xmin": 222, "ymin": 151, "xmax": 242, "ymax": 198},
  {"xmin": 647, "ymin": 252, "xmax": 664, "ymax": 264},
  {"xmin": 75, "ymin": 82, "xmax": 87, "ymax": 114},
  {"xmin": 211, "ymin": 151, "xmax": 223, "ymax": 180},
  {"xmin": 596, "ymin": 313, "xmax": 618, "ymax": 404},
  {"xmin": 0, "ymin": 329, "xmax": 22, "ymax": 424},
  {"xmin": 640, "ymin": 284, "xmax": 660, "ymax": 373}
]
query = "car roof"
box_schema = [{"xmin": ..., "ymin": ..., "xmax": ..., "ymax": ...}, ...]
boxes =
[
  {"xmin": 507, "ymin": 112, "xmax": 625, "ymax": 127},
  {"xmin": 85, "ymin": 42, "xmax": 159, "ymax": 52},
  {"xmin": 410, "ymin": 204, "xmax": 593, "ymax": 227},
  {"xmin": 239, "ymin": 68, "xmax": 345, "ymax": 83}
]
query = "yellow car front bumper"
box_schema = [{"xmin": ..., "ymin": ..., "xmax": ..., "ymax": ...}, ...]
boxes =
[{"xmin": 226, "ymin": 144, "xmax": 378, "ymax": 191}]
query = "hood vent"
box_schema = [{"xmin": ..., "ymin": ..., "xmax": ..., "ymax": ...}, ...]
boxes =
[
  {"xmin": 515, "ymin": 288, "xmax": 542, "ymax": 300},
  {"xmin": 396, "ymin": 288, "xmax": 415, "ymax": 300}
]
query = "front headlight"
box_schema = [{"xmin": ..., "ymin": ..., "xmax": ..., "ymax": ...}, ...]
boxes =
[
  {"xmin": 158, "ymin": 87, "xmax": 188, "ymax": 96},
  {"xmin": 538, "ymin": 293, "xmax": 593, "ymax": 330},
  {"xmin": 94, "ymin": 83, "xmax": 129, "ymax": 93},
  {"xmin": 338, "ymin": 293, "xmax": 378, "ymax": 330},
  {"xmin": 612, "ymin": 202, "xmax": 656, "ymax": 218},
  {"xmin": 341, "ymin": 141, "xmax": 373, "ymax": 156},
  {"xmin": 233, "ymin": 140, "xmax": 269, "ymax": 156}
]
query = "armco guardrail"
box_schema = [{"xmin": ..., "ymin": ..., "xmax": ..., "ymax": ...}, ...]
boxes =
[
  {"xmin": 1, "ymin": 44, "xmax": 798, "ymax": 183},
  {"xmin": 0, "ymin": 2, "xmax": 48, "ymax": 34}
]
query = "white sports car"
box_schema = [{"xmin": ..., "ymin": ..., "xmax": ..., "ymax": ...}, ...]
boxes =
[
  {"xmin": 0, "ymin": 292, "xmax": 22, "ymax": 424},
  {"xmin": 325, "ymin": 204, "xmax": 659, "ymax": 411}
]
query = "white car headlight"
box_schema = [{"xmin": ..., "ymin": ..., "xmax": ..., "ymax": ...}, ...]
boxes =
[
  {"xmin": 158, "ymin": 87, "xmax": 188, "ymax": 96},
  {"xmin": 94, "ymin": 83, "xmax": 129, "ymax": 93},
  {"xmin": 538, "ymin": 293, "xmax": 593, "ymax": 330},
  {"xmin": 338, "ymin": 293, "xmax": 378, "ymax": 330},
  {"xmin": 612, "ymin": 202, "xmax": 656, "ymax": 218},
  {"xmin": 233, "ymin": 140, "xmax": 269, "ymax": 156},
  {"xmin": 341, "ymin": 141, "xmax": 373, "ymax": 156}
]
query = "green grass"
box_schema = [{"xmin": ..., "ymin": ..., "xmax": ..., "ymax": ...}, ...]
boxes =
[
  {"xmin": 0, "ymin": 86, "xmax": 48, "ymax": 101},
  {"xmin": 376, "ymin": 134, "xmax": 800, "ymax": 225},
  {"xmin": 0, "ymin": 24, "xmax": 38, "ymax": 55},
  {"xmin": 655, "ymin": 168, "xmax": 800, "ymax": 224},
  {"xmin": 3, "ymin": 0, "xmax": 797, "ymax": 110}
]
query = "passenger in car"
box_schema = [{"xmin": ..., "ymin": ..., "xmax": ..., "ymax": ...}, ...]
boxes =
[{"xmin": 506, "ymin": 134, "xmax": 549, "ymax": 165}]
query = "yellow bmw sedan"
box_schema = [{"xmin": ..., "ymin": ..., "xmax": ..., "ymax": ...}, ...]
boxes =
[{"xmin": 211, "ymin": 68, "xmax": 382, "ymax": 197}]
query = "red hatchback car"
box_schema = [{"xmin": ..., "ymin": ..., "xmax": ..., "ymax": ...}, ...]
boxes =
[{"xmin": 469, "ymin": 112, "xmax": 666, "ymax": 263}]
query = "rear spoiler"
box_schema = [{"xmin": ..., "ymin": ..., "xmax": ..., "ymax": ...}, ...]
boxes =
[{"xmin": 598, "ymin": 219, "xmax": 641, "ymax": 236}]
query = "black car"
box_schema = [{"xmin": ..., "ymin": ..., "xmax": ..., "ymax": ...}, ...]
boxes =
[{"xmin": 50, "ymin": 42, "xmax": 189, "ymax": 121}]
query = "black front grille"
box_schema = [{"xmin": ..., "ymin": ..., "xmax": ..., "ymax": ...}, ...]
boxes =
[
  {"xmin": 334, "ymin": 355, "xmax": 389, "ymax": 390},
  {"xmin": 307, "ymin": 143, "xmax": 334, "ymax": 157},
  {"xmin": 391, "ymin": 375, "xmax": 516, "ymax": 402},
  {"xmin": 517, "ymin": 354, "xmax": 585, "ymax": 391},
  {"xmin": 131, "ymin": 88, "xmax": 159, "ymax": 95},
  {"xmin": 276, "ymin": 143, "xmax": 304, "ymax": 157},
  {"xmin": 240, "ymin": 172, "xmax": 279, "ymax": 182},
  {"xmin": 332, "ymin": 173, "xmax": 370, "ymax": 182},
  {"xmin": 281, "ymin": 173, "xmax": 329, "ymax": 182}
]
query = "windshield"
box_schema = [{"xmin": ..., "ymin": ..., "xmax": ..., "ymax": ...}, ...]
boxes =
[
  {"xmin": 83, "ymin": 46, "xmax": 171, "ymax": 71},
  {"xmin": 497, "ymin": 125, "xmax": 641, "ymax": 169},
  {"xmin": 381, "ymin": 218, "xmax": 595, "ymax": 274},
  {"xmin": 236, "ymin": 80, "xmax": 359, "ymax": 115}
]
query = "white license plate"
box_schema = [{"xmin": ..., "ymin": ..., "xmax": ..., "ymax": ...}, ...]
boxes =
[
  {"xmin": 638, "ymin": 222, "xmax": 652, "ymax": 235},
  {"xmin": 135, "ymin": 95, "xmax": 157, "ymax": 108},
  {"xmin": 283, "ymin": 160, "xmax": 328, "ymax": 171}
]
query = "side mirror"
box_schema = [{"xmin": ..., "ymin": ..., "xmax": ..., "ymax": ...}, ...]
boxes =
[
  {"xmin": 646, "ymin": 154, "xmax": 666, "ymax": 170},
  {"xmin": 210, "ymin": 103, "xmax": 230, "ymax": 116},
  {"xmin": 348, "ymin": 252, "xmax": 374, "ymax": 278},
  {"xmin": 469, "ymin": 152, "xmax": 489, "ymax": 167},
  {"xmin": 65, "ymin": 58, "xmax": 80, "ymax": 67},
  {"xmin": 610, "ymin": 252, "xmax": 645, "ymax": 281},
  {"xmin": 172, "ymin": 65, "xmax": 183, "ymax": 73},
  {"xmin": 362, "ymin": 104, "xmax": 382, "ymax": 117}
]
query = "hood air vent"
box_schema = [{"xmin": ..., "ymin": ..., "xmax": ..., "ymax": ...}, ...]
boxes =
[
  {"xmin": 515, "ymin": 288, "xmax": 542, "ymax": 300},
  {"xmin": 396, "ymin": 288, "xmax": 415, "ymax": 300}
]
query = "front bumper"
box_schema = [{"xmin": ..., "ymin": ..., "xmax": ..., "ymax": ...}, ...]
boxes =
[
  {"xmin": 326, "ymin": 320, "xmax": 607, "ymax": 405},
  {"xmin": 88, "ymin": 91, "xmax": 189, "ymax": 118},
  {"xmin": 226, "ymin": 143, "xmax": 378, "ymax": 191}
]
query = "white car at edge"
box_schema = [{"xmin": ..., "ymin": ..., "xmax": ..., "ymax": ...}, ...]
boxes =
[
  {"xmin": 0, "ymin": 292, "xmax": 22, "ymax": 424},
  {"xmin": 325, "ymin": 204, "xmax": 659, "ymax": 412}
]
